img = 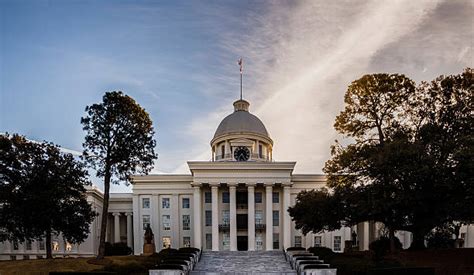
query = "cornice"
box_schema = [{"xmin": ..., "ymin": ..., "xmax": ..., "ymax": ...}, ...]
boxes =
[{"xmin": 187, "ymin": 161, "xmax": 296, "ymax": 172}]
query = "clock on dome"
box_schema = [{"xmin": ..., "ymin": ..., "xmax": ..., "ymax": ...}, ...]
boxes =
[{"xmin": 234, "ymin": 146, "xmax": 250, "ymax": 161}]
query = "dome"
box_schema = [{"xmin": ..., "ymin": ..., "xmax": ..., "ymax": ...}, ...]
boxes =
[{"xmin": 212, "ymin": 99, "xmax": 270, "ymax": 140}]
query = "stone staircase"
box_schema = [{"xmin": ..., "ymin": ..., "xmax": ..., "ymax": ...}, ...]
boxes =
[{"xmin": 190, "ymin": 251, "xmax": 296, "ymax": 275}]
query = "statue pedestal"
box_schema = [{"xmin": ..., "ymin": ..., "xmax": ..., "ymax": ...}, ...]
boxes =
[{"xmin": 143, "ymin": 243, "xmax": 156, "ymax": 256}]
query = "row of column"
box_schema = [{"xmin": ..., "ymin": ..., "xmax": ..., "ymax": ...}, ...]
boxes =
[
  {"xmin": 111, "ymin": 212, "xmax": 133, "ymax": 249},
  {"xmin": 193, "ymin": 183, "xmax": 292, "ymax": 251}
]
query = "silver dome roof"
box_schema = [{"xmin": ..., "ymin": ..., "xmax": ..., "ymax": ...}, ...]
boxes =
[{"xmin": 213, "ymin": 100, "xmax": 270, "ymax": 139}]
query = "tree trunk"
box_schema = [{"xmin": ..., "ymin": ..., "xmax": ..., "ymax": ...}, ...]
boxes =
[
  {"xmin": 389, "ymin": 227, "xmax": 396, "ymax": 253},
  {"xmin": 96, "ymin": 168, "xmax": 111, "ymax": 260},
  {"xmin": 46, "ymin": 228, "xmax": 52, "ymax": 259},
  {"xmin": 409, "ymin": 231, "xmax": 426, "ymax": 250}
]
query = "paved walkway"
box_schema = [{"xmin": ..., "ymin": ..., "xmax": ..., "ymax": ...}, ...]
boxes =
[{"xmin": 190, "ymin": 251, "xmax": 296, "ymax": 275}]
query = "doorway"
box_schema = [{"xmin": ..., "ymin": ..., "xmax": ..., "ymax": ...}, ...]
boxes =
[{"xmin": 237, "ymin": 236, "xmax": 248, "ymax": 251}]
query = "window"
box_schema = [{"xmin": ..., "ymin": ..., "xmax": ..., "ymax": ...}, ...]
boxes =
[
  {"xmin": 182, "ymin": 198, "xmax": 190, "ymax": 208},
  {"xmin": 142, "ymin": 215, "xmax": 150, "ymax": 229},
  {"xmin": 142, "ymin": 198, "xmax": 150, "ymax": 209},
  {"xmin": 13, "ymin": 241, "xmax": 18, "ymax": 250},
  {"xmin": 23, "ymin": 255, "xmax": 30, "ymax": 260},
  {"xmin": 162, "ymin": 215, "xmax": 171, "ymax": 230},
  {"xmin": 221, "ymin": 145, "xmax": 225, "ymax": 159},
  {"xmin": 37, "ymin": 255, "xmax": 43, "ymax": 259},
  {"xmin": 162, "ymin": 198, "xmax": 170, "ymax": 209},
  {"xmin": 272, "ymin": 210, "xmax": 279, "ymax": 226},
  {"xmin": 205, "ymin": 192, "xmax": 212, "ymax": 203},
  {"xmin": 206, "ymin": 234, "xmax": 212, "ymax": 250},
  {"xmin": 39, "ymin": 240, "xmax": 45, "ymax": 250},
  {"xmin": 52, "ymin": 241, "xmax": 60, "ymax": 251},
  {"xmin": 314, "ymin": 236, "xmax": 322, "ymax": 247},
  {"xmin": 255, "ymin": 210, "xmax": 263, "ymax": 224},
  {"xmin": 256, "ymin": 234, "xmax": 263, "ymax": 251},
  {"xmin": 334, "ymin": 236, "xmax": 342, "ymax": 251},
  {"xmin": 205, "ymin": 211, "xmax": 212, "ymax": 226},
  {"xmin": 272, "ymin": 192, "xmax": 279, "ymax": 203},
  {"xmin": 26, "ymin": 241, "xmax": 32, "ymax": 250},
  {"xmin": 255, "ymin": 192, "xmax": 262, "ymax": 203},
  {"xmin": 295, "ymin": 236, "xmax": 302, "ymax": 247},
  {"xmin": 273, "ymin": 233, "xmax": 279, "ymax": 249},
  {"xmin": 222, "ymin": 210, "xmax": 230, "ymax": 225},
  {"xmin": 259, "ymin": 144, "xmax": 263, "ymax": 158},
  {"xmin": 183, "ymin": 236, "xmax": 191, "ymax": 247},
  {"xmin": 162, "ymin": 237, "xmax": 171, "ymax": 248},
  {"xmin": 222, "ymin": 192, "xmax": 230, "ymax": 203},
  {"xmin": 182, "ymin": 215, "xmax": 190, "ymax": 230},
  {"xmin": 223, "ymin": 233, "xmax": 230, "ymax": 250},
  {"xmin": 65, "ymin": 242, "xmax": 72, "ymax": 251}
]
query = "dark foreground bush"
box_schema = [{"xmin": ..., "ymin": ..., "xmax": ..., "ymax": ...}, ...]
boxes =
[
  {"xmin": 368, "ymin": 267, "xmax": 434, "ymax": 275},
  {"xmin": 426, "ymin": 229, "xmax": 455, "ymax": 248},
  {"xmin": 103, "ymin": 262, "xmax": 148, "ymax": 275},
  {"xmin": 50, "ymin": 273, "xmax": 116, "ymax": 275},
  {"xmin": 286, "ymin": 246, "xmax": 306, "ymax": 251},
  {"xmin": 308, "ymin": 246, "xmax": 335, "ymax": 260},
  {"xmin": 178, "ymin": 247, "xmax": 200, "ymax": 254},
  {"xmin": 369, "ymin": 237, "xmax": 402, "ymax": 259},
  {"xmin": 104, "ymin": 242, "xmax": 132, "ymax": 256}
]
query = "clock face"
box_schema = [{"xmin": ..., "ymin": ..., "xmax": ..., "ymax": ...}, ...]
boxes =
[{"xmin": 234, "ymin": 146, "xmax": 250, "ymax": 161}]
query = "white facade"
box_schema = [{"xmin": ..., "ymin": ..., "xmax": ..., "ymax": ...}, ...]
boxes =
[{"xmin": 1, "ymin": 98, "xmax": 473, "ymax": 260}]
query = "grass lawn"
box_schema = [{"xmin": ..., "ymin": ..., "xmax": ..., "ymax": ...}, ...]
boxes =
[{"xmin": 0, "ymin": 255, "xmax": 156, "ymax": 275}]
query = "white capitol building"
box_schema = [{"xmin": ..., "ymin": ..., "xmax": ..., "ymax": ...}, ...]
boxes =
[{"xmin": 1, "ymin": 98, "xmax": 473, "ymax": 260}]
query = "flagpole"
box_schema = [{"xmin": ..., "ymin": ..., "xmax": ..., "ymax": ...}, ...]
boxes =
[{"xmin": 240, "ymin": 71, "xmax": 243, "ymax": 100}]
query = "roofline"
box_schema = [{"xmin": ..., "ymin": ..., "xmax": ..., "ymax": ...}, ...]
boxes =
[{"xmin": 188, "ymin": 161, "xmax": 296, "ymax": 173}]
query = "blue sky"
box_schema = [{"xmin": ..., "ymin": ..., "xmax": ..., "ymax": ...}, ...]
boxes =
[{"xmin": 1, "ymin": 0, "xmax": 472, "ymax": 192}]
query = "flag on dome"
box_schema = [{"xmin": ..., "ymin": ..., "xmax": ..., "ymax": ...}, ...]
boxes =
[{"xmin": 238, "ymin": 58, "xmax": 243, "ymax": 74}]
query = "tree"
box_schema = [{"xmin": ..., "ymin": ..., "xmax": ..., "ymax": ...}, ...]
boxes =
[
  {"xmin": 324, "ymin": 73, "xmax": 416, "ymax": 251},
  {"xmin": 318, "ymin": 69, "xmax": 472, "ymax": 251},
  {"xmin": 288, "ymin": 188, "xmax": 344, "ymax": 234},
  {"xmin": 81, "ymin": 91, "xmax": 156, "ymax": 259},
  {"xmin": 0, "ymin": 134, "xmax": 96, "ymax": 258}
]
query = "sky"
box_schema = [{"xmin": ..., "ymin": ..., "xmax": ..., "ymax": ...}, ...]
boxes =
[{"xmin": 1, "ymin": 0, "xmax": 472, "ymax": 193}]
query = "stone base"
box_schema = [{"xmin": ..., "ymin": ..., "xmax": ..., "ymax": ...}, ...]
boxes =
[{"xmin": 143, "ymin": 243, "xmax": 156, "ymax": 256}]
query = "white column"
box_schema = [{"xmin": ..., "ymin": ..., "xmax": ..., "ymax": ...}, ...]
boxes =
[
  {"xmin": 283, "ymin": 184, "xmax": 291, "ymax": 249},
  {"xmin": 125, "ymin": 213, "xmax": 133, "ymax": 249},
  {"xmin": 363, "ymin": 221, "xmax": 369, "ymax": 250},
  {"xmin": 229, "ymin": 184, "xmax": 237, "ymax": 251},
  {"xmin": 193, "ymin": 185, "xmax": 202, "ymax": 249},
  {"xmin": 265, "ymin": 184, "xmax": 273, "ymax": 250},
  {"xmin": 132, "ymin": 195, "xmax": 140, "ymax": 255},
  {"xmin": 467, "ymin": 224, "xmax": 474, "ymax": 247},
  {"xmin": 113, "ymin": 212, "xmax": 121, "ymax": 243},
  {"xmin": 211, "ymin": 184, "xmax": 219, "ymax": 251},
  {"xmin": 248, "ymin": 184, "xmax": 256, "ymax": 251}
]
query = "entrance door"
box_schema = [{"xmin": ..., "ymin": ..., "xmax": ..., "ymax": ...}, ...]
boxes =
[{"xmin": 237, "ymin": 236, "xmax": 248, "ymax": 251}]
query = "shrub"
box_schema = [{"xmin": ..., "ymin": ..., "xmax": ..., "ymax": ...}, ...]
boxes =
[
  {"xmin": 308, "ymin": 246, "xmax": 335, "ymax": 260},
  {"xmin": 178, "ymin": 247, "xmax": 200, "ymax": 254},
  {"xmin": 103, "ymin": 262, "xmax": 147, "ymax": 275},
  {"xmin": 426, "ymin": 229, "xmax": 455, "ymax": 249},
  {"xmin": 104, "ymin": 242, "xmax": 132, "ymax": 256},
  {"xmin": 286, "ymin": 247, "xmax": 306, "ymax": 251},
  {"xmin": 369, "ymin": 237, "xmax": 402, "ymax": 260}
]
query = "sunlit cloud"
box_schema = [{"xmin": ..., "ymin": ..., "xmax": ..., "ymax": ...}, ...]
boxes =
[{"xmin": 173, "ymin": 0, "xmax": 474, "ymax": 174}]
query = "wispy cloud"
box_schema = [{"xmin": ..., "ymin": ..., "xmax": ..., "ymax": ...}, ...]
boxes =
[{"xmin": 175, "ymin": 0, "xmax": 458, "ymax": 173}]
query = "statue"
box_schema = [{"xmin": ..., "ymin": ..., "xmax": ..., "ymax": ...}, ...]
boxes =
[{"xmin": 142, "ymin": 225, "xmax": 156, "ymax": 255}]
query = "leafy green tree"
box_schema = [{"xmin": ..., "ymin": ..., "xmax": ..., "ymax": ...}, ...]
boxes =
[
  {"xmin": 81, "ymin": 91, "xmax": 156, "ymax": 259},
  {"xmin": 0, "ymin": 134, "xmax": 96, "ymax": 258}
]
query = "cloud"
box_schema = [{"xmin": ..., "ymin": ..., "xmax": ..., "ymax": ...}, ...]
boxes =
[{"xmin": 175, "ymin": 0, "xmax": 451, "ymax": 174}]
